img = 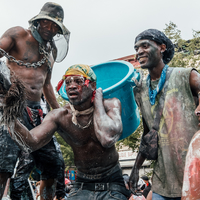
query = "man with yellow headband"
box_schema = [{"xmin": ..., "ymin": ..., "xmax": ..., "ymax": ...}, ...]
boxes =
[{"xmin": 6, "ymin": 64, "xmax": 131, "ymax": 200}]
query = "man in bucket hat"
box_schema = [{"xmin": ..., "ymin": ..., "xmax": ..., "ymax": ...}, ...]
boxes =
[
  {"xmin": 0, "ymin": 2, "xmax": 70, "ymax": 200},
  {"xmin": 129, "ymin": 29, "xmax": 200, "ymax": 199}
]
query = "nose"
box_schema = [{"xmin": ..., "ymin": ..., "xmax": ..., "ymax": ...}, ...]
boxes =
[
  {"xmin": 46, "ymin": 23, "xmax": 52, "ymax": 31},
  {"xmin": 66, "ymin": 81, "xmax": 78, "ymax": 89},
  {"xmin": 137, "ymin": 47, "xmax": 144, "ymax": 55},
  {"xmin": 195, "ymin": 110, "xmax": 200, "ymax": 116}
]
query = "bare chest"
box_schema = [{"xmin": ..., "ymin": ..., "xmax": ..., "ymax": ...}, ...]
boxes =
[
  {"xmin": 59, "ymin": 115, "xmax": 98, "ymax": 146},
  {"xmin": 8, "ymin": 33, "xmax": 53, "ymax": 69}
]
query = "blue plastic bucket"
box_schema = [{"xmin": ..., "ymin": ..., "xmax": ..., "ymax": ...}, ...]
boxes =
[{"xmin": 58, "ymin": 60, "xmax": 140, "ymax": 140}]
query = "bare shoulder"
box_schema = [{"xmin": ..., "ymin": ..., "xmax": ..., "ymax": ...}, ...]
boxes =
[
  {"xmin": 1, "ymin": 26, "xmax": 28, "ymax": 39},
  {"xmin": 44, "ymin": 105, "xmax": 69, "ymax": 121},
  {"xmin": 189, "ymin": 69, "xmax": 200, "ymax": 95},
  {"xmin": 190, "ymin": 130, "xmax": 200, "ymax": 146}
]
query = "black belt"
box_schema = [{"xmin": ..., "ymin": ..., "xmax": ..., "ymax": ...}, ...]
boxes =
[{"xmin": 73, "ymin": 182, "xmax": 131, "ymax": 197}]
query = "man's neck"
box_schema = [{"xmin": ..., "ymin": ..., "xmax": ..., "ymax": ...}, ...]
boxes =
[
  {"xmin": 73, "ymin": 101, "xmax": 93, "ymax": 112},
  {"xmin": 30, "ymin": 26, "xmax": 45, "ymax": 45},
  {"xmin": 148, "ymin": 62, "xmax": 165, "ymax": 81}
]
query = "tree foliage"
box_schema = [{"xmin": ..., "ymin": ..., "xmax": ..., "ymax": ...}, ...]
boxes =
[{"xmin": 164, "ymin": 21, "xmax": 200, "ymax": 70}]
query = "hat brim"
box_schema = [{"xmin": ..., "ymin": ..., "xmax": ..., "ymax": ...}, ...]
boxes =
[{"xmin": 29, "ymin": 14, "xmax": 70, "ymax": 35}]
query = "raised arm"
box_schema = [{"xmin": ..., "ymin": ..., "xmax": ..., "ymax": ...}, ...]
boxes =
[
  {"xmin": 43, "ymin": 43, "xmax": 60, "ymax": 109},
  {"xmin": 10, "ymin": 110, "xmax": 59, "ymax": 152},
  {"xmin": 93, "ymin": 88, "xmax": 123, "ymax": 148},
  {"xmin": 43, "ymin": 70, "xmax": 60, "ymax": 109}
]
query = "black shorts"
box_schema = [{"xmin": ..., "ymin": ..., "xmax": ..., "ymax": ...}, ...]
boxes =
[
  {"xmin": 31, "ymin": 136, "xmax": 64, "ymax": 180},
  {"xmin": 0, "ymin": 123, "xmax": 20, "ymax": 175}
]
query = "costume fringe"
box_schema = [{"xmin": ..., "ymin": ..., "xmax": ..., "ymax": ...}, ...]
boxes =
[{"xmin": 2, "ymin": 71, "xmax": 26, "ymax": 126}]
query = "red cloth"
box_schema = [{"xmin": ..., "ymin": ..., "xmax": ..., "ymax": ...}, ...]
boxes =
[
  {"xmin": 65, "ymin": 178, "xmax": 71, "ymax": 185},
  {"xmin": 26, "ymin": 107, "xmax": 43, "ymax": 125}
]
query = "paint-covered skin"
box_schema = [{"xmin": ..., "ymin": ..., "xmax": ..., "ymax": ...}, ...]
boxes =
[
  {"xmin": 0, "ymin": 19, "xmax": 59, "ymax": 109},
  {"xmin": 182, "ymin": 96, "xmax": 200, "ymax": 199},
  {"xmin": 12, "ymin": 76, "xmax": 123, "ymax": 175},
  {"xmin": 182, "ymin": 130, "xmax": 200, "ymax": 200},
  {"xmin": 134, "ymin": 39, "xmax": 166, "ymax": 77}
]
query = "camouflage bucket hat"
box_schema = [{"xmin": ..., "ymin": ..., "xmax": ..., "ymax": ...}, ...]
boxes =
[{"xmin": 28, "ymin": 2, "xmax": 70, "ymax": 35}]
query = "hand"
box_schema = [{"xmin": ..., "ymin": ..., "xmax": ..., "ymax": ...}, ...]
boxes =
[
  {"xmin": 93, "ymin": 88, "xmax": 103, "ymax": 105},
  {"xmin": 0, "ymin": 61, "xmax": 11, "ymax": 92},
  {"xmin": 129, "ymin": 168, "xmax": 139, "ymax": 194},
  {"xmin": 95, "ymin": 88, "xmax": 103, "ymax": 98}
]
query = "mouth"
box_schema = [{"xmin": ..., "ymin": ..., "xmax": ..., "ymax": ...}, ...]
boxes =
[
  {"xmin": 43, "ymin": 32, "xmax": 52, "ymax": 39},
  {"xmin": 68, "ymin": 91, "xmax": 79, "ymax": 99},
  {"xmin": 138, "ymin": 56, "xmax": 147, "ymax": 64}
]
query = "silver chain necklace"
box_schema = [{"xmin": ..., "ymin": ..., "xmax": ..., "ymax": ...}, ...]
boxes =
[{"xmin": 0, "ymin": 44, "xmax": 52, "ymax": 72}]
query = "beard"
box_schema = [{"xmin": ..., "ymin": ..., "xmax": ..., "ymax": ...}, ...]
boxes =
[{"xmin": 69, "ymin": 95, "xmax": 89, "ymax": 106}]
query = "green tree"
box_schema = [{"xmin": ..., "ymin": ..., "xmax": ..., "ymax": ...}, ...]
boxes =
[
  {"xmin": 163, "ymin": 21, "xmax": 182, "ymax": 44},
  {"xmin": 164, "ymin": 21, "xmax": 200, "ymax": 70}
]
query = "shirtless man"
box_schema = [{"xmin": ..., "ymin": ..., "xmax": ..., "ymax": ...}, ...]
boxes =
[
  {"xmin": 9, "ymin": 64, "xmax": 131, "ymax": 200},
  {"xmin": 0, "ymin": 2, "xmax": 70, "ymax": 199}
]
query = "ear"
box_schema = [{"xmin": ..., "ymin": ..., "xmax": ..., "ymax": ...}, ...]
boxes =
[
  {"xmin": 90, "ymin": 82, "xmax": 96, "ymax": 91},
  {"xmin": 160, "ymin": 44, "xmax": 166, "ymax": 53}
]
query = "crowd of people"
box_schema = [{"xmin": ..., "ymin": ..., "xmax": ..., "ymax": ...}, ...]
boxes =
[{"xmin": 0, "ymin": 1, "xmax": 200, "ymax": 200}]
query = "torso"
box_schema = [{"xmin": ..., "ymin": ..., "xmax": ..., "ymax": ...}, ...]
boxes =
[
  {"xmin": 55, "ymin": 102, "xmax": 119, "ymax": 174},
  {"xmin": 4, "ymin": 27, "xmax": 54, "ymax": 102},
  {"xmin": 134, "ymin": 67, "xmax": 199, "ymax": 197}
]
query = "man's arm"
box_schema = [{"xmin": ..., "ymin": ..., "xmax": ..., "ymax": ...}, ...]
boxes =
[
  {"xmin": 0, "ymin": 26, "xmax": 24, "ymax": 56},
  {"xmin": 43, "ymin": 70, "xmax": 60, "ymax": 109},
  {"xmin": 93, "ymin": 88, "xmax": 123, "ymax": 148},
  {"xmin": 129, "ymin": 117, "xmax": 148, "ymax": 193},
  {"xmin": 10, "ymin": 111, "xmax": 58, "ymax": 152},
  {"xmin": 43, "ymin": 42, "xmax": 60, "ymax": 109},
  {"xmin": 189, "ymin": 69, "xmax": 200, "ymax": 116}
]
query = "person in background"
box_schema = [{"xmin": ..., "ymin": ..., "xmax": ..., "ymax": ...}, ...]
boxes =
[
  {"xmin": 64, "ymin": 178, "xmax": 72, "ymax": 197},
  {"xmin": 123, "ymin": 174, "xmax": 145, "ymax": 200},
  {"xmin": 141, "ymin": 175, "xmax": 151, "ymax": 198}
]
